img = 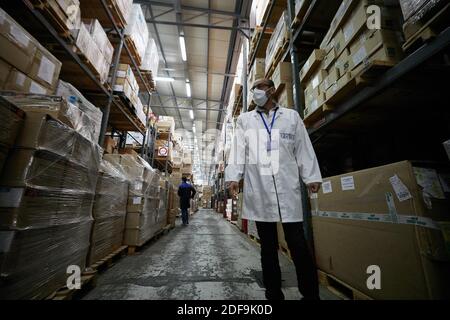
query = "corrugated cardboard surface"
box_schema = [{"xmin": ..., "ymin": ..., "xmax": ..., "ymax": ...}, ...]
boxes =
[{"xmin": 313, "ymin": 161, "xmax": 450, "ymax": 299}]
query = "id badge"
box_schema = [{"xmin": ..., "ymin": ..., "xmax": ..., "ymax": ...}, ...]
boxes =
[{"xmin": 267, "ymin": 139, "xmax": 279, "ymax": 151}]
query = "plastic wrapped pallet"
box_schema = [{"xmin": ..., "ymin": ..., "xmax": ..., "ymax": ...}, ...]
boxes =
[
  {"xmin": 0, "ymin": 112, "xmax": 100, "ymax": 299},
  {"xmin": 124, "ymin": 4, "xmax": 149, "ymax": 63},
  {"xmin": 82, "ymin": 19, "xmax": 114, "ymax": 66},
  {"xmin": 103, "ymin": 154, "xmax": 161, "ymax": 246},
  {"xmin": 140, "ymin": 38, "xmax": 160, "ymax": 74},
  {"xmin": 88, "ymin": 160, "xmax": 128, "ymax": 266},
  {"xmin": 0, "ymin": 8, "xmax": 62, "ymax": 93},
  {"xmin": 399, "ymin": 0, "xmax": 445, "ymax": 22},
  {"xmin": 56, "ymin": 80, "xmax": 103, "ymax": 143}
]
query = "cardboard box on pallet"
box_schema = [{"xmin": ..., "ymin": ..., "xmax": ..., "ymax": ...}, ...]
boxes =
[
  {"xmin": 277, "ymin": 85, "xmax": 294, "ymax": 109},
  {"xmin": 0, "ymin": 8, "xmax": 62, "ymax": 93},
  {"xmin": 3, "ymin": 69, "xmax": 52, "ymax": 95},
  {"xmin": 44, "ymin": 0, "xmax": 82, "ymax": 32},
  {"xmin": 265, "ymin": 11, "xmax": 289, "ymax": 74},
  {"xmin": 272, "ymin": 62, "xmax": 292, "ymax": 89},
  {"xmin": 311, "ymin": 161, "xmax": 450, "ymax": 299},
  {"xmin": 82, "ymin": 19, "xmax": 114, "ymax": 65},
  {"xmin": 124, "ymin": 4, "xmax": 149, "ymax": 63},
  {"xmin": 300, "ymin": 49, "xmax": 326, "ymax": 82}
]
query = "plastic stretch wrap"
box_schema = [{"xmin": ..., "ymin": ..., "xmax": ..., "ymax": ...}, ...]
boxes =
[
  {"xmin": 88, "ymin": 160, "xmax": 128, "ymax": 265},
  {"xmin": 115, "ymin": 0, "xmax": 133, "ymax": 25},
  {"xmin": 87, "ymin": 216, "xmax": 125, "ymax": 265},
  {"xmin": 399, "ymin": 0, "xmax": 444, "ymax": 22},
  {"xmin": 265, "ymin": 11, "xmax": 288, "ymax": 72},
  {"xmin": 0, "ymin": 97, "xmax": 24, "ymax": 147},
  {"xmin": 124, "ymin": 4, "xmax": 149, "ymax": 61},
  {"xmin": 140, "ymin": 38, "xmax": 159, "ymax": 73},
  {"xmin": 0, "ymin": 220, "xmax": 92, "ymax": 300},
  {"xmin": 56, "ymin": 80, "xmax": 103, "ymax": 143},
  {"xmin": 83, "ymin": 19, "xmax": 114, "ymax": 65}
]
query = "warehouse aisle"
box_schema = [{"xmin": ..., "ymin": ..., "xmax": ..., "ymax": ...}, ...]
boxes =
[{"xmin": 83, "ymin": 209, "xmax": 337, "ymax": 300}]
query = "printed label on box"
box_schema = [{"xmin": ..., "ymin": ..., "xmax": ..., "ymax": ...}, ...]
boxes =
[
  {"xmin": 38, "ymin": 55, "xmax": 56, "ymax": 85},
  {"xmin": 312, "ymin": 75, "xmax": 320, "ymax": 89},
  {"xmin": 15, "ymin": 72, "xmax": 26, "ymax": 86},
  {"xmin": 343, "ymin": 22, "xmax": 354, "ymax": 43},
  {"xmin": 30, "ymin": 81, "xmax": 46, "ymax": 94},
  {"xmin": 353, "ymin": 46, "xmax": 368, "ymax": 67},
  {"xmin": 9, "ymin": 25, "xmax": 30, "ymax": 49},
  {"xmin": 389, "ymin": 174, "xmax": 412, "ymax": 202},
  {"xmin": 340, "ymin": 176, "xmax": 355, "ymax": 191},
  {"xmin": 322, "ymin": 181, "xmax": 332, "ymax": 194},
  {"xmin": 0, "ymin": 187, "xmax": 24, "ymax": 208},
  {"xmin": 134, "ymin": 182, "xmax": 143, "ymax": 191},
  {"xmin": 133, "ymin": 197, "xmax": 142, "ymax": 205}
]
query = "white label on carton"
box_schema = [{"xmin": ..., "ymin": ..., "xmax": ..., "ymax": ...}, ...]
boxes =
[
  {"xmin": 341, "ymin": 176, "xmax": 355, "ymax": 191},
  {"xmin": 312, "ymin": 75, "xmax": 320, "ymax": 89},
  {"xmin": 0, "ymin": 188, "xmax": 24, "ymax": 208},
  {"xmin": 353, "ymin": 46, "xmax": 368, "ymax": 67},
  {"xmin": 38, "ymin": 55, "xmax": 56, "ymax": 85},
  {"xmin": 302, "ymin": 60, "xmax": 310, "ymax": 75},
  {"xmin": 15, "ymin": 72, "xmax": 26, "ymax": 86},
  {"xmin": 133, "ymin": 197, "xmax": 141, "ymax": 205},
  {"xmin": 322, "ymin": 181, "xmax": 332, "ymax": 194},
  {"xmin": 389, "ymin": 174, "xmax": 412, "ymax": 202},
  {"xmin": 343, "ymin": 22, "xmax": 354, "ymax": 43},
  {"xmin": 134, "ymin": 182, "xmax": 143, "ymax": 191},
  {"xmin": 10, "ymin": 25, "xmax": 29, "ymax": 48},
  {"xmin": 0, "ymin": 231, "xmax": 14, "ymax": 253},
  {"xmin": 30, "ymin": 81, "xmax": 46, "ymax": 94},
  {"xmin": 413, "ymin": 167, "xmax": 446, "ymax": 199}
]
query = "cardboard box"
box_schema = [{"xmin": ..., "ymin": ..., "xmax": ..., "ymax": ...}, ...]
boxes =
[
  {"xmin": 103, "ymin": 136, "xmax": 117, "ymax": 154},
  {"xmin": 304, "ymin": 92, "xmax": 326, "ymax": 117},
  {"xmin": 125, "ymin": 211, "xmax": 143, "ymax": 228},
  {"xmin": 272, "ymin": 62, "xmax": 292, "ymax": 89},
  {"xmin": 349, "ymin": 29, "xmax": 403, "ymax": 72},
  {"xmin": 29, "ymin": 47, "xmax": 62, "ymax": 91},
  {"xmin": 309, "ymin": 69, "xmax": 328, "ymax": 90},
  {"xmin": 323, "ymin": 47, "xmax": 337, "ymax": 71},
  {"xmin": 278, "ymin": 85, "xmax": 294, "ymax": 109},
  {"xmin": 335, "ymin": 48, "xmax": 351, "ymax": 78},
  {"xmin": 4, "ymin": 69, "xmax": 53, "ymax": 95},
  {"xmin": 0, "ymin": 96, "xmax": 25, "ymax": 147},
  {"xmin": 0, "ymin": 58, "xmax": 13, "ymax": 87},
  {"xmin": 300, "ymin": 49, "xmax": 326, "ymax": 82},
  {"xmin": 322, "ymin": 68, "xmax": 340, "ymax": 91},
  {"xmin": 312, "ymin": 161, "xmax": 450, "ymax": 299},
  {"xmin": 83, "ymin": 19, "xmax": 114, "ymax": 64}
]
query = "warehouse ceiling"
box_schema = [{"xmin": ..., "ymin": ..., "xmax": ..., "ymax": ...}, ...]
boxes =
[{"xmin": 136, "ymin": 0, "xmax": 250, "ymax": 183}]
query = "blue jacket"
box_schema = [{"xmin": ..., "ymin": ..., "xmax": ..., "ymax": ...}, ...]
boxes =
[{"xmin": 178, "ymin": 182, "xmax": 196, "ymax": 209}]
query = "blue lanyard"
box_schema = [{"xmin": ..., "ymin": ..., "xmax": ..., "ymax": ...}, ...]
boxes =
[{"xmin": 258, "ymin": 109, "xmax": 277, "ymax": 137}]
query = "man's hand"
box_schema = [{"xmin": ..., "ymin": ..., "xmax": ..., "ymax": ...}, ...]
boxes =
[
  {"xmin": 307, "ymin": 182, "xmax": 321, "ymax": 194},
  {"xmin": 227, "ymin": 181, "xmax": 239, "ymax": 197}
]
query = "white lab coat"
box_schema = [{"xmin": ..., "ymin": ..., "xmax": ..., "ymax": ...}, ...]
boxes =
[{"xmin": 225, "ymin": 105, "xmax": 322, "ymax": 222}]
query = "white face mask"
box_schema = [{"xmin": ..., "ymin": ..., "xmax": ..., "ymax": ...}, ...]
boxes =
[{"xmin": 252, "ymin": 88, "xmax": 269, "ymax": 106}]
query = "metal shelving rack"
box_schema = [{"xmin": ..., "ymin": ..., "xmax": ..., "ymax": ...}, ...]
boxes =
[
  {"xmin": 239, "ymin": 0, "xmax": 450, "ymax": 250},
  {"xmin": 5, "ymin": 0, "xmax": 156, "ymax": 161}
]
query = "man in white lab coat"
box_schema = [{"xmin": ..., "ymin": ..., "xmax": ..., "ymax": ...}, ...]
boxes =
[{"xmin": 226, "ymin": 79, "xmax": 322, "ymax": 300}]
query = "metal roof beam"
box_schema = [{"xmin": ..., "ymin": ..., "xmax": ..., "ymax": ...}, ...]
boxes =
[
  {"xmin": 136, "ymin": 1, "xmax": 242, "ymax": 18},
  {"xmin": 144, "ymin": 19, "xmax": 250, "ymax": 31}
]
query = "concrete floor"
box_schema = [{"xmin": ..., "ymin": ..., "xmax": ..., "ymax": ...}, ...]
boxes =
[{"xmin": 83, "ymin": 209, "xmax": 339, "ymax": 300}]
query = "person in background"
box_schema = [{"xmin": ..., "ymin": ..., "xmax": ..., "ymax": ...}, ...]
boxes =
[
  {"xmin": 226, "ymin": 78, "xmax": 322, "ymax": 300},
  {"xmin": 178, "ymin": 177, "xmax": 196, "ymax": 226}
]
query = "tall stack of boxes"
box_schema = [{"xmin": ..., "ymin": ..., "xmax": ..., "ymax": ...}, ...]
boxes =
[
  {"xmin": 80, "ymin": 0, "xmax": 133, "ymax": 30},
  {"xmin": 202, "ymin": 186, "xmax": 212, "ymax": 209},
  {"xmin": 88, "ymin": 160, "xmax": 128, "ymax": 266},
  {"xmin": 140, "ymin": 38, "xmax": 160, "ymax": 77},
  {"xmin": 0, "ymin": 98, "xmax": 24, "ymax": 172},
  {"xmin": 301, "ymin": 0, "xmax": 404, "ymax": 121},
  {"xmin": 273, "ymin": 62, "xmax": 293, "ymax": 108},
  {"xmin": 182, "ymin": 151, "xmax": 193, "ymax": 176},
  {"xmin": 124, "ymin": 4, "xmax": 149, "ymax": 65},
  {"xmin": 112, "ymin": 64, "xmax": 140, "ymax": 107},
  {"xmin": 312, "ymin": 161, "xmax": 450, "ymax": 299},
  {"xmin": 265, "ymin": 11, "xmax": 289, "ymax": 75},
  {"xmin": 155, "ymin": 116, "xmax": 175, "ymax": 162},
  {"xmin": 0, "ymin": 109, "xmax": 101, "ymax": 299},
  {"xmin": 0, "ymin": 8, "xmax": 62, "ymax": 95},
  {"xmin": 104, "ymin": 154, "xmax": 161, "ymax": 247}
]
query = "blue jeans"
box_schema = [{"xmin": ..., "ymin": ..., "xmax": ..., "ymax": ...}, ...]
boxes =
[{"xmin": 181, "ymin": 208, "xmax": 189, "ymax": 224}]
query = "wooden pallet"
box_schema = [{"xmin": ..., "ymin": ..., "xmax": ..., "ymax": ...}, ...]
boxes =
[
  {"xmin": 127, "ymin": 225, "xmax": 172, "ymax": 255},
  {"xmin": 402, "ymin": 3, "xmax": 450, "ymax": 52},
  {"xmin": 88, "ymin": 245, "xmax": 128, "ymax": 273},
  {"xmin": 122, "ymin": 36, "xmax": 143, "ymax": 66},
  {"xmin": 137, "ymin": 70, "xmax": 156, "ymax": 92},
  {"xmin": 31, "ymin": 0, "xmax": 76, "ymax": 39},
  {"xmin": 318, "ymin": 270, "xmax": 373, "ymax": 300},
  {"xmin": 265, "ymin": 39, "xmax": 290, "ymax": 78},
  {"xmin": 113, "ymin": 94, "xmax": 146, "ymax": 132},
  {"xmin": 46, "ymin": 271, "xmax": 97, "ymax": 300}
]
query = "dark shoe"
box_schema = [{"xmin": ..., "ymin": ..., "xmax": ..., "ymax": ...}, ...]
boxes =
[{"xmin": 265, "ymin": 289, "xmax": 285, "ymax": 301}]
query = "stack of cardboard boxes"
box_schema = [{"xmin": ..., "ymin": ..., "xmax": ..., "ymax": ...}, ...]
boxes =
[
  {"xmin": 0, "ymin": 110, "xmax": 101, "ymax": 299},
  {"xmin": 140, "ymin": 38, "xmax": 159, "ymax": 77},
  {"xmin": 80, "ymin": 0, "xmax": 133, "ymax": 30},
  {"xmin": 124, "ymin": 4, "xmax": 149, "ymax": 65},
  {"xmin": 247, "ymin": 58, "xmax": 265, "ymax": 107},
  {"xmin": 155, "ymin": 116, "xmax": 175, "ymax": 162},
  {"xmin": 0, "ymin": 98, "xmax": 24, "ymax": 173},
  {"xmin": 112, "ymin": 64, "xmax": 140, "ymax": 107},
  {"xmin": 273, "ymin": 62, "xmax": 294, "ymax": 108},
  {"xmin": 104, "ymin": 154, "xmax": 161, "ymax": 247},
  {"xmin": 0, "ymin": 8, "xmax": 62, "ymax": 95},
  {"xmin": 301, "ymin": 0, "xmax": 404, "ymax": 121},
  {"xmin": 182, "ymin": 151, "xmax": 193, "ymax": 176},
  {"xmin": 37, "ymin": 0, "xmax": 82, "ymax": 34},
  {"xmin": 88, "ymin": 160, "xmax": 128, "ymax": 266},
  {"xmin": 202, "ymin": 186, "xmax": 212, "ymax": 209},
  {"xmin": 265, "ymin": 11, "xmax": 289, "ymax": 75},
  {"xmin": 312, "ymin": 161, "xmax": 450, "ymax": 299}
]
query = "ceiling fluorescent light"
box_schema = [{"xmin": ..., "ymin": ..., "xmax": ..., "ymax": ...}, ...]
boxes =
[
  {"xmin": 192, "ymin": 126, "xmax": 196, "ymax": 133},
  {"xmin": 155, "ymin": 77, "xmax": 175, "ymax": 82},
  {"xmin": 189, "ymin": 110, "xmax": 194, "ymax": 119},
  {"xmin": 186, "ymin": 82, "xmax": 191, "ymax": 97},
  {"xmin": 179, "ymin": 36, "xmax": 187, "ymax": 61}
]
